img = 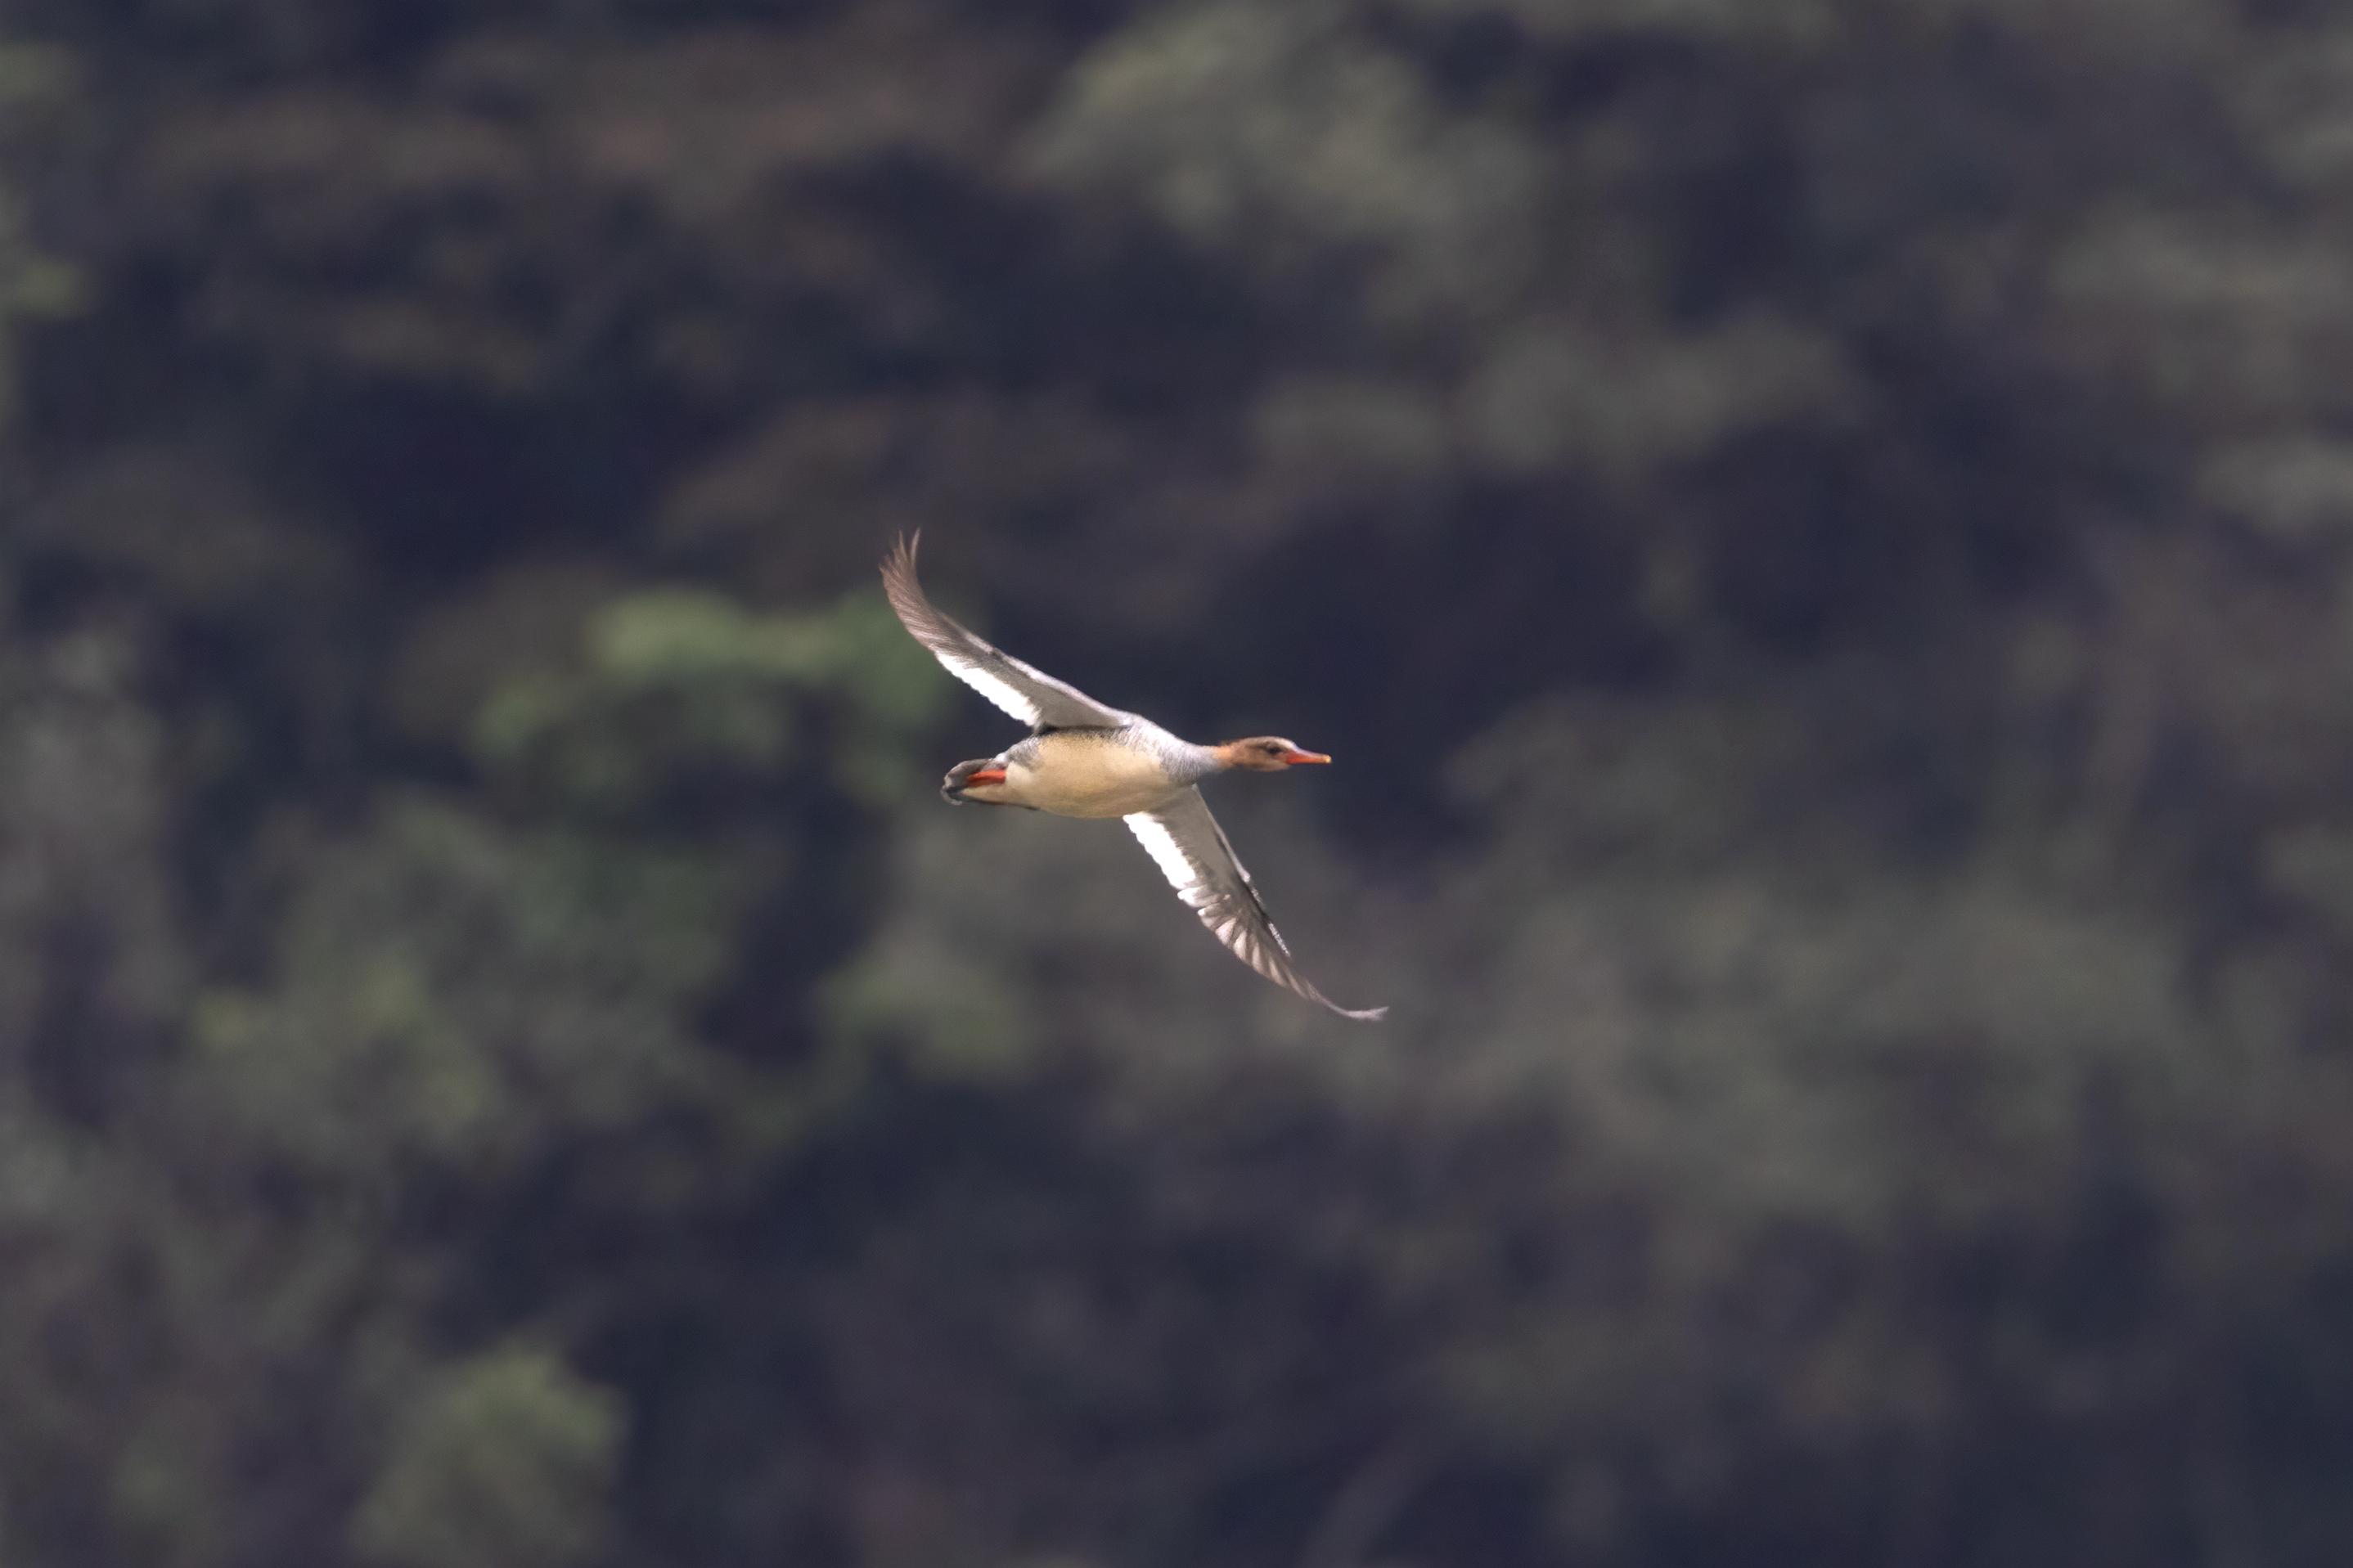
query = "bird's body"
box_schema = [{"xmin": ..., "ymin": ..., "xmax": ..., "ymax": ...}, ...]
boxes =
[
  {"xmin": 881, "ymin": 536, "xmax": 1385, "ymax": 1021},
  {"xmin": 972, "ymin": 726, "xmax": 1206, "ymax": 818}
]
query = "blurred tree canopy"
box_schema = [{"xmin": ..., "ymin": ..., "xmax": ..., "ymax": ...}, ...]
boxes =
[{"xmin": 5, "ymin": 0, "xmax": 2353, "ymax": 1565}]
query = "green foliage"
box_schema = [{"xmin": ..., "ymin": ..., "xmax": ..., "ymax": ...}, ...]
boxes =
[
  {"xmin": 349, "ymin": 1346, "xmax": 620, "ymax": 1568},
  {"xmin": 0, "ymin": 42, "xmax": 80, "ymax": 423},
  {"xmin": 1028, "ymin": 0, "xmax": 1547, "ymax": 321},
  {"xmin": 187, "ymin": 801, "xmax": 740, "ymax": 1181},
  {"xmin": 476, "ymin": 590, "xmax": 943, "ymax": 813},
  {"xmin": 8, "ymin": 1, "xmax": 2353, "ymax": 1566}
]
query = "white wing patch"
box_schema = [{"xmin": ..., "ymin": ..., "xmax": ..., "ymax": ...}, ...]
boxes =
[
  {"xmin": 934, "ymin": 650, "xmax": 1045, "ymax": 726},
  {"xmin": 1124, "ymin": 791, "xmax": 1386, "ymax": 1022},
  {"xmin": 1127, "ymin": 811, "xmax": 1209, "ymax": 909}
]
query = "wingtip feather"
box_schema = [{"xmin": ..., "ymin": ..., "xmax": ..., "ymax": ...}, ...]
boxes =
[
  {"xmin": 880, "ymin": 532, "xmax": 938, "ymax": 637},
  {"xmin": 881, "ymin": 531, "xmax": 916, "ymax": 586}
]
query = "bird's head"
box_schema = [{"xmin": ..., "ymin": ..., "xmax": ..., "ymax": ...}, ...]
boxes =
[{"xmin": 1215, "ymin": 736, "xmax": 1334, "ymax": 773}]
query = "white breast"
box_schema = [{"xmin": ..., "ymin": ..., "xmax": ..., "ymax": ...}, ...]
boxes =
[{"xmin": 1010, "ymin": 733, "xmax": 1182, "ymax": 819}]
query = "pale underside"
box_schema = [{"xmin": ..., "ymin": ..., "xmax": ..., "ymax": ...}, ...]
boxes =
[{"xmin": 989, "ymin": 730, "xmax": 1188, "ymax": 819}]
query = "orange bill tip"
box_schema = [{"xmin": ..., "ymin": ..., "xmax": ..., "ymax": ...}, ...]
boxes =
[{"xmin": 1285, "ymin": 751, "xmax": 1332, "ymax": 766}]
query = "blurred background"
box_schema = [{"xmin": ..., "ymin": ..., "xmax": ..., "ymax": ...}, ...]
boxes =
[{"xmin": 2, "ymin": 1, "xmax": 2351, "ymax": 1565}]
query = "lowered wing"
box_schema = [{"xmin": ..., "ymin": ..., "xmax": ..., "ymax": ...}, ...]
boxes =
[{"xmin": 1125, "ymin": 788, "xmax": 1386, "ymax": 1022}]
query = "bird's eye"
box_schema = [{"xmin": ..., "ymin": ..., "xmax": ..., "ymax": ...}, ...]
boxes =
[{"xmin": 1263, "ymin": 743, "xmax": 1283, "ymax": 753}]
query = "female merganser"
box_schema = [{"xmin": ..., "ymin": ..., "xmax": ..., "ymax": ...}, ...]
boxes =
[{"xmin": 882, "ymin": 536, "xmax": 1386, "ymax": 1022}]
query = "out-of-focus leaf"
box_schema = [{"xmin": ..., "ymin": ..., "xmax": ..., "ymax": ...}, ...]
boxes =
[{"xmin": 350, "ymin": 1345, "xmax": 620, "ymax": 1568}]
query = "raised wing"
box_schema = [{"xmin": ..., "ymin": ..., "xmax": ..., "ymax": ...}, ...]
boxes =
[
  {"xmin": 1125, "ymin": 789, "xmax": 1387, "ymax": 1022},
  {"xmin": 881, "ymin": 534, "xmax": 1133, "ymax": 730}
]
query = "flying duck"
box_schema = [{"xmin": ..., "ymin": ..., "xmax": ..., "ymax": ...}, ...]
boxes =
[{"xmin": 882, "ymin": 536, "xmax": 1386, "ymax": 1022}]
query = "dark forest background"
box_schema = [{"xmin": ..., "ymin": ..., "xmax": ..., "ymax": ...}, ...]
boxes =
[{"xmin": 4, "ymin": 1, "xmax": 2353, "ymax": 1564}]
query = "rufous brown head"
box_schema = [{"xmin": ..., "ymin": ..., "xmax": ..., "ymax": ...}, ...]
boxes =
[{"xmin": 1215, "ymin": 736, "xmax": 1334, "ymax": 773}]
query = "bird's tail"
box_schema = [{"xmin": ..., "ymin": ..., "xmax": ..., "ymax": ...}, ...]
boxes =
[{"xmin": 942, "ymin": 758, "xmax": 1023, "ymax": 807}]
